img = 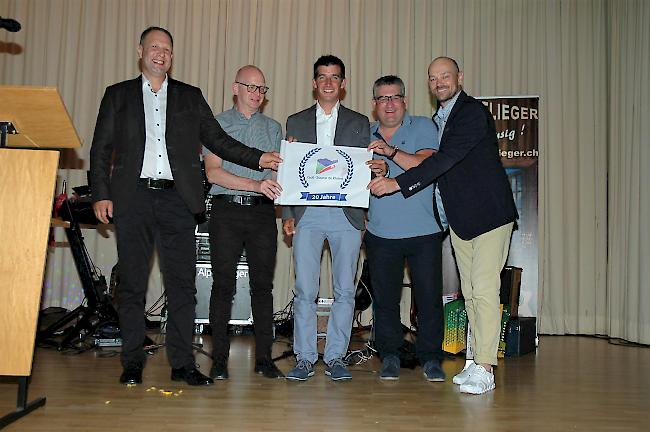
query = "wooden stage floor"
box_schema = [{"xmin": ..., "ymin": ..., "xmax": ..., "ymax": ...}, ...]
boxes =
[{"xmin": 1, "ymin": 334, "xmax": 648, "ymax": 431}]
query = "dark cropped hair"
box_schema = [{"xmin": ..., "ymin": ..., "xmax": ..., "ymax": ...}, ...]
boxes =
[
  {"xmin": 140, "ymin": 26, "xmax": 174, "ymax": 47},
  {"xmin": 313, "ymin": 55, "xmax": 346, "ymax": 79},
  {"xmin": 372, "ymin": 75, "xmax": 406, "ymax": 98}
]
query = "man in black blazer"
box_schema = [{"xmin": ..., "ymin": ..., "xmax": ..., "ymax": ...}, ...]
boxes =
[
  {"xmin": 369, "ymin": 57, "xmax": 517, "ymax": 395},
  {"xmin": 90, "ymin": 27, "xmax": 280, "ymax": 386},
  {"xmin": 281, "ymin": 55, "xmax": 370, "ymax": 381}
]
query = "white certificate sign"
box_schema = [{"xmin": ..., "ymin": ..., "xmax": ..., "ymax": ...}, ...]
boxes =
[{"xmin": 275, "ymin": 140, "xmax": 372, "ymax": 208}]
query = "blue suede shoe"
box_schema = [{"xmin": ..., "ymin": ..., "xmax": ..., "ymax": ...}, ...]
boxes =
[
  {"xmin": 286, "ymin": 359, "xmax": 315, "ymax": 381},
  {"xmin": 423, "ymin": 360, "xmax": 446, "ymax": 382},
  {"xmin": 325, "ymin": 358, "xmax": 352, "ymax": 381},
  {"xmin": 379, "ymin": 355, "xmax": 400, "ymax": 380}
]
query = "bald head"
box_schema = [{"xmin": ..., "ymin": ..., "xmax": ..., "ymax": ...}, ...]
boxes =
[
  {"xmin": 235, "ymin": 65, "xmax": 265, "ymax": 83},
  {"xmin": 430, "ymin": 56, "xmax": 460, "ymax": 74}
]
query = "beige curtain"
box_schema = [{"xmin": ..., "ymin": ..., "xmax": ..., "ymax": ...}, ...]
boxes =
[
  {"xmin": 1, "ymin": 0, "xmax": 647, "ymax": 342},
  {"xmin": 537, "ymin": 0, "xmax": 609, "ymax": 335},
  {"xmin": 606, "ymin": 0, "xmax": 650, "ymax": 344}
]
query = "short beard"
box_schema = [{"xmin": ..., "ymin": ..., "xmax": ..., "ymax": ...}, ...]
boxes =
[{"xmin": 436, "ymin": 88, "xmax": 460, "ymax": 104}]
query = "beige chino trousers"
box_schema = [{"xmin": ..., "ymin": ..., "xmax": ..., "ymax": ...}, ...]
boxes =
[{"xmin": 450, "ymin": 222, "xmax": 514, "ymax": 365}]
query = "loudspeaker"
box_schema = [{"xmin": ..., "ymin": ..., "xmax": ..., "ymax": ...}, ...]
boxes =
[
  {"xmin": 500, "ymin": 266, "xmax": 522, "ymax": 318},
  {"xmin": 505, "ymin": 317, "xmax": 537, "ymax": 356},
  {"xmin": 316, "ymin": 297, "xmax": 333, "ymax": 337},
  {"xmin": 194, "ymin": 262, "xmax": 253, "ymax": 325}
]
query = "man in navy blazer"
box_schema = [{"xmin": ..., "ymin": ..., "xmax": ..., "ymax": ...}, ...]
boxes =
[
  {"xmin": 282, "ymin": 55, "xmax": 370, "ymax": 381},
  {"xmin": 369, "ymin": 57, "xmax": 517, "ymax": 395},
  {"xmin": 90, "ymin": 27, "xmax": 280, "ymax": 387}
]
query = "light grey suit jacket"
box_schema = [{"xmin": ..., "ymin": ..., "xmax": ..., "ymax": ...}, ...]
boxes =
[{"xmin": 281, "ymin": 104, "xmax": 370, "ymax": 230}]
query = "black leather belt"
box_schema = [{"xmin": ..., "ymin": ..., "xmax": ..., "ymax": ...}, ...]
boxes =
[
  {"xmin": 138, "ymin": 178, "xmax": 175, "ymax": 190},
  {"xmin": 214, "ymin": 194, "xmax": 273, "ymax": 206}
]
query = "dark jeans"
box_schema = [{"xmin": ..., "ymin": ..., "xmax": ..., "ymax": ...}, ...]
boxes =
[
  {"xmin": 208, "ymin": 197, "xmax": 277, "ymax": 362},
  {"xmin": 364, "ymin": 231, "xmax": 444, "ymax": 363},
  {"xmin": 114, "ymin": 187, "xmax": 197, "ymax": 369}
]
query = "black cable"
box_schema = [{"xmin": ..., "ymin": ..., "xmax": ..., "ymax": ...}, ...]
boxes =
[{"xmin": 591, "ymin": 334, "xmax": 649, "ymax": 348}]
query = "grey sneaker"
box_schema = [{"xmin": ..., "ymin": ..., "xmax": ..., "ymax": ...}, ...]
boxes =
[
  {"xmin": 325, "ymin": 358, "xmax": 352, "ymax": 381},
  {"xmin": 286, "ymin": 359, "xmax": 314, "ymax": 381},
  {"xmin": 423, "ymin": 360, "xmax": 446, "ymax": 382},
  {"xmin": 379, "ymin": 355, "xmax": 400, "ymax": 380}
]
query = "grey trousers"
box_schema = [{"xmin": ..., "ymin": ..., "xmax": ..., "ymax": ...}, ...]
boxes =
[{"xmin": 292, "ymin": 207, "xmax": 362, "ymax": 364}]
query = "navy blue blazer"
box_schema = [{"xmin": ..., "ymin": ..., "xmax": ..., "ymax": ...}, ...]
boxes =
[
  {"xmin": 90, "ymin": 77, "xmax": 264, "ymax": 215},
  {"xmin": 395, "ymin": 91, "xmax": 518, "ymax": 240}
]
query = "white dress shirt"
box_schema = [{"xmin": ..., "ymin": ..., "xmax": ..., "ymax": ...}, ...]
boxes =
[
  {"xmin": 140, "ymin": 75, "xmax": 173, "ymax": 180},
  {"xmin": 316, "ymin": 101, "xmax": 340, "ymax": 147}
]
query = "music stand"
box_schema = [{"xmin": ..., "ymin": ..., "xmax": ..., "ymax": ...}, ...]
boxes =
[{"xmin": 0, "ymin": 86, "xmax": 80, "ymax": 428}]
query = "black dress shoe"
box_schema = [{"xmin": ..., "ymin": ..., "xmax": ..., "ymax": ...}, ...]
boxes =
[
  {"xmin": 119, "ymin": 365, "xmax": 143, "ymax": 385},
  {"xmin": 171, "ymin": 366, "xmax": 214, "ymax": 386},
  {"xmin": 255, "ymin": 358, "xmax": 285, "ymax": 379},
  {"xmin": 209, "ymin": 360, "xmax": 229, "ymax": 380}
]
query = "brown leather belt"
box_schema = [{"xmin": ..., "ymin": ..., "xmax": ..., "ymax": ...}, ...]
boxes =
[
  {"xmin": 138, "ymin": 178, "xmax": 175, "ymax": 190},
  {"xmin": 213, "ymin": 194, "xmax": 273, "ymax": 206}
]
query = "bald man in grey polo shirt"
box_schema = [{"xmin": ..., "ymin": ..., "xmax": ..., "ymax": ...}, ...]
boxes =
[{"xmin": 203, "ymin": 65, "xmax": 284, "ymax": 380}]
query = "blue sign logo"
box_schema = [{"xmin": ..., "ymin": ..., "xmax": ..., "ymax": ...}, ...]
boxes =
[{"xmin": 298, "ymin": 148, "xmax": 354, "ymax": 202}]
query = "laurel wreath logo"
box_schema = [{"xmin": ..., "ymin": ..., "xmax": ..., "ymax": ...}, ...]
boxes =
[
  {"xmin": 298, "ymin": 147, "xmax": 353, "ymax": 191},
  {"xmin": 336, "ymin": 149, "xmax": 354, "ymax": 189},
  {"xmin": 298, "ymin": 147, "xmax": 321, "ymax": 188}
]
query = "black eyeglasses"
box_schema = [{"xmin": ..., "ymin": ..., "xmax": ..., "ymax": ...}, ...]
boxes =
[
  {"xmin": 374, "ymin": 94, "xmax": 405, "ymax": 104},
  {"xmin": 236, "ymin": 81, "xmax": 270, "ymax": 94}
]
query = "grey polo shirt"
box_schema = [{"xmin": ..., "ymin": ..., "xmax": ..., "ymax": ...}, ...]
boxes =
[{"xmin": 202, "ymin": 107, "xmax": 282, "ymax": 196}]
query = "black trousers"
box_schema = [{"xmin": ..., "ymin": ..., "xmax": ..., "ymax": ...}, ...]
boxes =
[
  {"xmin": 113, "ymin": 186, "xmax": 197, "ymax": 369},
  {"xmin": 364, "ymin": 231, "xmax": 444, "ymax": 363},
  {"xmin": 208, "ymin": 197, "xmax": 277, "ymax": 362}
]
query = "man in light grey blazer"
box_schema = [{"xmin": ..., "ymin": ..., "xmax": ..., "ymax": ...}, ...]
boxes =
[{"xmin": 282, "ymin": 55, "xmax": 370, "ymax": 381}]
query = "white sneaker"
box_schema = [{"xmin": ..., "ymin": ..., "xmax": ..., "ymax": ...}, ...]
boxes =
[
  {"xmin": 452, "ymin": 362, "xmax": 478, "ymax": 385},
  {"xmin": 459, "ymin": 365, "xmax": 495, "ymax": 395}
]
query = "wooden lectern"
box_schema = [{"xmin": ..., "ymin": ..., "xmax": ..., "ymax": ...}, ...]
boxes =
[{"xmin": 0, "ymin": 86, "xmax": 81, "ymax": 428}]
